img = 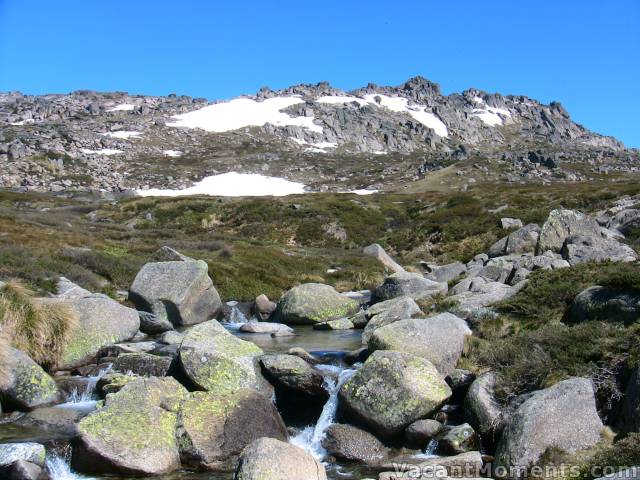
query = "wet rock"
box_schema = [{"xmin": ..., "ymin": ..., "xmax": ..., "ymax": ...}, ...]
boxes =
[
  {"xmin": 179, "ymin": 320, "xmax": 268, "ymax": 395},
  {"xmin": 253, "ymin": 294, "xmax": 277, "ymax": 320},
  {"xmin": 368, "ymin": 313, "xmax": 471, "ymax": 375},
  {"xmin": 372, "ymin": 272, "xmax": 447, "ymax": 303},
  {"xmin": 0, "ymin": 459, "xmax": 44, "ymax": 480},
  {"xmin": 177, "ymin": 389, "xmax": 287, "ymax": 470},
  {"xmin": 322, "ymin": 423, "xmax": 388, "ymax": 464},
  {"xmin": 239, "ymin": 322, "xmax": 293, "ymax": 334},
  {"xmin": 16, "ymin": 404, "xmax": 92, "ymax": 436},
  {"xmin": 439, "ymin": 423, "xmax": 479, "ymax": 454},
  {"xmin": 260, "ymin": 354, "xmax": 328, "ymax": 402},
  {"xmin": 339, "ymin": 351, "xmax": 451, "ymax": 438},
  {"xmin": 378, "ymin": 451, "xmax": 484, "ymax": 479},
  {"xmin": 404, "ymin": 419, "xmax": 443, "ymax": 448},
  {"xmin": 494, "ymin": 377, "xmax": 603, "ymax": 477},
  {"xmin": 233, "ymin": 437, "xmax": 327, "ymax": 480},
  {"xmin": 275, "ymin": 283, "xmax": 360, "ymax": 325},
  {"xmin": 0, "ymin": 443, "xmax": 45, "ymax": 468},
  {"xmin": 287, "ymin": 347, "xmax": 320, "ymax": 365},
  {"xmin": 129, "ymin": 260, "xmax": 222, "ymax": 327},
  {"xmin": 112, "ymin": 352, "xmax": 174, "ymax": 377},
  {"xmin": 313, "ymin": 318, "xmax": 355, "ymax": 330}
]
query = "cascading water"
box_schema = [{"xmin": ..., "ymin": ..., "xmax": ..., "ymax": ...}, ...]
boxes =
[
  {"xmin": 291, "ymin": 364, "xmax": 357, "ymax": 461},
  {"xmin": 223, "ymin": 304, "xmax": 250, "ymax": 331},
  {"xmin": 46, "ymin": 452, "xmax": 94, "ymax": 480},
  {"xmin": 61, "ymin": 365, "xmax": 112, "ymax": 408}
]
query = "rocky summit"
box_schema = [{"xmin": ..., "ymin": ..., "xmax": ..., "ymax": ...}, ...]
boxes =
[{"xmin": 1, "ymin": 76, "xmax": 638, "ymax": 194}]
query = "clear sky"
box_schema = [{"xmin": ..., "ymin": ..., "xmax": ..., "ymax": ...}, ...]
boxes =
[{"xmin": 1, "ymin": 0, "xmax": 638, "ymax": 147}]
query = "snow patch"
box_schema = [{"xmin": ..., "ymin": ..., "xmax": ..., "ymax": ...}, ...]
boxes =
[
  {"xmin": 348, "ymin": 189, "xmax": 378, "ymax": 195},
  {"xmin": 472, "ymin": 106, "xmax": 512, "ymax": 127},
  {"xmin": 101, "ymin": 131, "xmax": 142, "ymax": 139},
  {"xmin": 316, "ymin": 95, "xmax": 368, "ymax": 106},
  {"xmin": 80, "ymin": 148, "xmax": 123, "ymax": 155},
  {"xmin": 107, "ymin": 103, "xmax": 136, "ymax": 112},
  {"xmin": 306, "ymin": 141, "xmax": 338, "ymax": 153},
  {"xmin": 362, "ymin": 94, "xmax": 448, "ymax": 137},
  {"xmin": 168, "ymin": 96, "xmax": 323, "ymax": 133},
  {"xmin": 162, "ymin": 149, "xmax": 182, "ymax": 157},
  {"xmin": 136, "ymin": 172, "xmax": 306, "ymax": 197}
]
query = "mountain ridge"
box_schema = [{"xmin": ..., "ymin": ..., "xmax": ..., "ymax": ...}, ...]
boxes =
[{"xmin": 0, "ymin": 76, "xmax": 637, "ymax": 194}]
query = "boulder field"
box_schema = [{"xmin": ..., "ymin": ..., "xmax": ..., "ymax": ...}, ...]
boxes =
[{"xmin": 0, "ymin": 204, "xmax": 638, "ymax": 480}]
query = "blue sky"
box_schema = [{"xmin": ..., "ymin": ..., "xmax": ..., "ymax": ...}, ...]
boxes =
[{"xmin": 1, "ymin": 1, "xmax": 638, "ymax": 147}]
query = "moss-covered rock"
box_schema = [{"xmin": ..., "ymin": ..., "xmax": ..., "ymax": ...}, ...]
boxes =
[
  {"xmin": 112, "ymin": 352, "xmax": 174, "ymax": 377},
  {"xmin": 338, "ymin": 351, "xmax": 451, "ymax": 438},
  {"xmin": 38, "ymin": 294, "xmax": 140, "ymax": 369},
  {"xmin": 275, "ymin": 283, "xmax": 360, "ymax": 325},
  {"xmin": 0, "ymin": 347, "xmax": 59, "ymax": 411},
  {"xmin": 73, "ymin": 377, "xmax": 188, "ymax": 476},
  {"xmin": 177, "ymin": 389, "xmax": 287, "ymax": 470},
  {"xmin": 179, "ymin": 320, "xmax": 269, "ymax": 395},
  {"xmin": 234, "ymin": 437, "xmax": 327, "ymax": 480}
]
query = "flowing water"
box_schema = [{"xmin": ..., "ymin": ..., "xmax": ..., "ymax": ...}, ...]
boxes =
[{"xmin": 290, "ymin": 364, "xmax": 357, "ymax": 460}]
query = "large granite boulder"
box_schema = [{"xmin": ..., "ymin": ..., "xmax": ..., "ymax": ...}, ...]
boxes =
[
  {"xmin": 38, "ymin": 294, "xmax": 140, "ymax": 369},
  {"xmin": 537, "ymin": 209, "xmax": 605, "ymax": 254},
  {"xmin": 321, "ymin": 423, "xmax": 388, "ymax": 464},
  {"xmin": 361, "ymin": 296, "xmax": 421, "ymax": 344},
  {"xmin": 260, "ymin": 354, "xmax": 328, "ymax": 402},
  {"xmin": 368, "ymin": 313, "xmax": 471, "ymax": 375},
  {"xmin": 561, "ymin": 235, "xmax": 637, "ymax": 265},
  {"xmin": 489, "ymin": 224, "xmax": 540, "ymax": 257},
  {"xmin": 494, "ymin": 378, "xmax": 603, "ymax": 478},
  {"xmin": 372, "ymin": 272, "xmax": 447, "ymax": 303},
  {"xmin": 234, "ymin": 437, "xmax": 327, "ymax": 480},
  {"xmin": 73, "ymin": 377, "xmax": 188, "ymax": 476},
  {"xmin": 0, "ymin": 443, "xmax": 45, "ymax": 468},
  {"xmin": 129, "ymin": 260, "xmax": 222, "ymax": 327},
  {"xmin": 567, "ymin": 286, "xmax": 640, "ymax": 325},
  {"xmin": 179, "ymin": 320, "xmax": 268, "ymax": 395},
  {"xmin": 0, "ymin": 347, "xmax": 59, "ymax": 411},
  {"xmin": 607, "ymin": 208, "xmax": 640, "ymax": 235},
  {"xmin": 275, "ymin": 283, "xmax": 360, "ymax": 325},
  {"xmin": 177, "ymin": 389, "xmax": 288, "ymax": 470},
  {"xmin": 424, "ymin": 262, "xmax": 467, "ymax": 284},
  {"xmin": 338, "ymin": 351, "xmax": 451, "ymax": 438}
]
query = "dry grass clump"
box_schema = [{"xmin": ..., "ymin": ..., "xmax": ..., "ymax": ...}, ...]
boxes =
[
  {"xmin": 0, "ymin": 281, "xmax": 77, "ymax": 369},
  {"xmin": 0, "ymin": 331, "xmax": 10, "ymax": 386}
]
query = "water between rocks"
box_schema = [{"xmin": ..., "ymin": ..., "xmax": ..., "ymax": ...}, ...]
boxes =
[{"xmin": 9, "ymin": 323, "xmax": 380, "ymax": 480}]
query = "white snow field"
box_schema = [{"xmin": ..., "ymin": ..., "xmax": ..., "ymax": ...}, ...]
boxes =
[
  {"xmin": 162, "ymin": 150, "xmax": 182, "ymax": 157},
  {"xmin": 168, "ymin": 96, "xmax": 323, "ymax": 133},
  {"xmin": 319, "ymin": 93, "xmax": 449, "ymax": 137},
  {"xmin": 101, "ymin": 131, "xmax": 142, "ymax": 139},
  {"xmin": 80, "ymin": 148, "xmax": 123, "ymax": 155},
  {"xmin": 470, "ymin": 97, "xmax": 512, "ymax": 126},
  {"xmin": 136, "ymin": 172, "xmax": 307, "ymax": 197},
  {"xmin": 169, "ymin": 93, "xmax": 448, "ymax": 138},
  {"xmin": 107, "ymin": 103, "xmax": 136, "ymax": 112}
]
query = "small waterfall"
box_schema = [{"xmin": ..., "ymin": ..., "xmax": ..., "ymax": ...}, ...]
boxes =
[
  {"xmin": 46, "ymin": 452, "xmax": 94, "ymax": 480},
  {"xmin": 223, "ymin": 304, "xmax": 249, "ymax": 330},
  {"xmin": 291, "ymin": 364, "xmax": 357, "ymax": 461},
  {"xmin": 62, "ymin": 365, "xmax": 112, "ymax": 407},
  {"xmin": 424, "ymin": 439, "xmax": 439, "ymax": 457}
]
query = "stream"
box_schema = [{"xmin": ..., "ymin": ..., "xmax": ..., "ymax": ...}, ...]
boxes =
[{"xmin": 0, "ymin": 314, "xmax": 411, "ymax": 480}]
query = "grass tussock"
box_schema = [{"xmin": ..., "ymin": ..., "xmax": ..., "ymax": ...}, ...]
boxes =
[
  {"xmin": 0, "ymin": 281, "xmax": 77, "ymax": 369},
  {"xmin": 0, "ymin": 331, "xmax": 10, "ymax": 386}
]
